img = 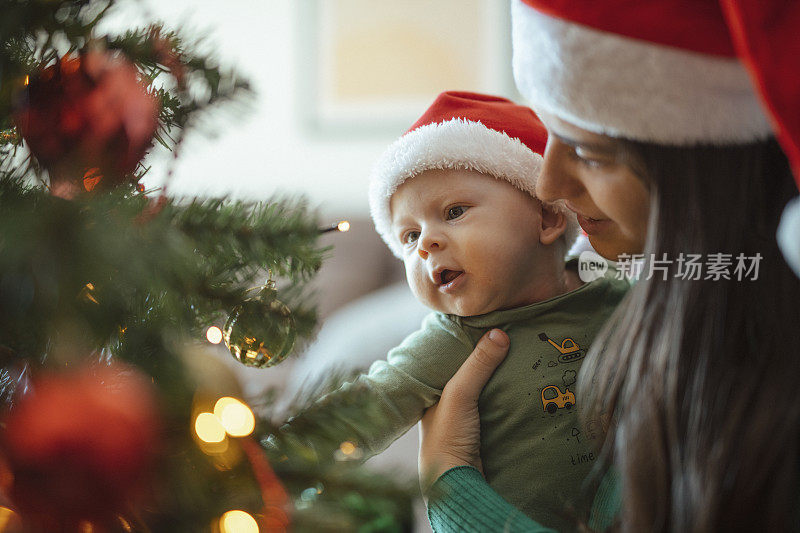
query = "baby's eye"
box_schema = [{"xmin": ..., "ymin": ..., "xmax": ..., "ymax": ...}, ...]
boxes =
[
  {"xmin": 403, "ymin": 230, "xmax": 420, "ymax": 244},
  {"xmin": 446, "ymin": 206, "xmax": 468, "ymax": 220}
]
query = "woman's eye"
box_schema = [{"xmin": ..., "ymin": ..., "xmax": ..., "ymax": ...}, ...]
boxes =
[
  {"xmin": 446, "ymin": 206, "xmax": 468, "ymax": 220},
  {"xmin": 571, "ymin": 147, "xmax": 605, "ymax": 169},
  {"xmin": 403, "ymin": 230, "xmax": 420, "ymax": 244}
]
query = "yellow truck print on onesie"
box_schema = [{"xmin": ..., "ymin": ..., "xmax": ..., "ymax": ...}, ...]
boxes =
[
  {"xmin": 541, "ymin": 385, "xmax": 575, "ymax": 414},
  {"xmin": 538, "ymin": 332, "xmax": 585, "ymax": 363}
]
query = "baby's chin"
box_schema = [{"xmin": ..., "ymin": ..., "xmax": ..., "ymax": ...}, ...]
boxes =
[
  {"xmin": 424, "ymin": 298, "xmax": 496, "ymax": 317},
  {"xmin": 412, "ymin": 285, "xmax": 501, "ymax": 317}
]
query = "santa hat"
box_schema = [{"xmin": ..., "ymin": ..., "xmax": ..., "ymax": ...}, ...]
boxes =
[
  {"xmin": 511, "ymin": 0, "xmax": 800, "ymax": 276},
  {"xmin": 368, "ymin": 91, "xmax": 578, "ymax": 258}
]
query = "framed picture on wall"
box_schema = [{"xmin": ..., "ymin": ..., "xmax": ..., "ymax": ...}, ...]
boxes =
[{"xmin": 296, "ymin": 0, "xmax": 517, "ymax": 137}]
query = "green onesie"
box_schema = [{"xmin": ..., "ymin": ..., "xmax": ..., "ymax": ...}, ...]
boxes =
[{"xmin": 281, "ymin": 276, "xmax": 628, "ymax": 532}]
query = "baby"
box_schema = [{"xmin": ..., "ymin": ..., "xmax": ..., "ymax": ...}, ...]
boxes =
[{"xmin": 282, "ymin": 92, "xmax": 628, "ymax": 530}]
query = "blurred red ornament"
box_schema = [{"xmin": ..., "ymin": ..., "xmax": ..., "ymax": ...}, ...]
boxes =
[
  {"xmin": 135, "ymin": 194, "xmax": 168, "ymax": 225},
  {"xmin": 240, "ymin": 437, "xmax": 291, "ymax": 532},
  {"xmin": 0, "ymin": 363, "xmax": 161, "ymax": 529},
  {"xmin": 13, "ymin": 51, "xmax": 159, "ymax": 197}
]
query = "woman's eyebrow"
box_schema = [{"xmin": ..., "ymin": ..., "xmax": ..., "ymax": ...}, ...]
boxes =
[{"xmin": 552, "ymin": 132, "xmax": 616, "ymax": 154}]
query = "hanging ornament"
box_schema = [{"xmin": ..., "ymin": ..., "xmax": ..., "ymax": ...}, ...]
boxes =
[
  {"xmin": 0, "ymin": 363, "xmax": 160, "ymax": 529},
  {"xmin": 13, "ymin": 50, "xmax": 159, "ymax": 197},
  {"xmin": 223, "ymin": 277, "xmax": 296, "ymax": 368}
]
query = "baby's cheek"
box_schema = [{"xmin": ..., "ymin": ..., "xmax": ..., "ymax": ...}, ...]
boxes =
[{"xmin": 405, "ymin": 266, "xmax": 428, "ymax": 299}]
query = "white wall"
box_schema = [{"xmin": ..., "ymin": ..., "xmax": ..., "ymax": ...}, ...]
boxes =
[{"xmin": 102, "ymin": 0, "xmax": 515, "ymax": 219}]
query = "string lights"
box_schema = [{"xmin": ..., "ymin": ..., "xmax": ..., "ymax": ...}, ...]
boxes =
[{"xmin": 319, "ymin": 220, "xmax": 350, "ymax": 234}]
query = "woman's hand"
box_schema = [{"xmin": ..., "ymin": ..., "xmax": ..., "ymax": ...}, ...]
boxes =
[{"xmin": 418, "ymin": 328, "xmax": 510, "ymax": 497}]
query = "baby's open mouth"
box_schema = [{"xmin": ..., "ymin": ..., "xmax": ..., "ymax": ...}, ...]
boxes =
[{"xmin": 438, "ymin": 269, "xmax": 464, "ymax": 286}]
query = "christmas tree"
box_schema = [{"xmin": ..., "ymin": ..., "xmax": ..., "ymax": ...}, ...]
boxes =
[{"xmin": 0, "ymin": 1, "xmax": 413, "ymax": 531}]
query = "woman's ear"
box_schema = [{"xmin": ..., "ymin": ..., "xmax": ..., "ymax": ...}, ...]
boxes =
[{"xmin": 539, "ymin": 204, "xmax": 567, "ymax": 245}]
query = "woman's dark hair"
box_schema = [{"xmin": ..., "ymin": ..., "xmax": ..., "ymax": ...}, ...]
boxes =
[{"xmin": 579, "ymin": 138, "xmax": 800, "ymax": 531}]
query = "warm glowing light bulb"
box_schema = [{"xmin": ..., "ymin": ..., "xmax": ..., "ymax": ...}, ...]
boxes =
[
  {"xmin": 24, "ymin": 75, "xmax": 29, "ymax": 86},
  {"xmin": 206, "ymin": 326, "xmax": 223, "ymax": 344},
  {"xmin": 117, "ymin": 515, "xmax": 133, "ymax": 532},
  {"xmin": 195, "ymin": 412, "xmax": 226, "ymax": 443},
  {"xmin": 219, "ymin": 510, "xmax": 259, "ymax": 533},
  {"xmin": 339, "ymin": 441, "xmax": 356, "ymax": 455},
  {"xmin": 337, "ymin": 220, "xmax": 350, "ymax": 232},
  {"xmin": 0, "ymin": 506, "xmax": 19, "ymax": 529},
  {"xmin": 214, "ymin": 397, "xmax": 255, "ymax": 437}
]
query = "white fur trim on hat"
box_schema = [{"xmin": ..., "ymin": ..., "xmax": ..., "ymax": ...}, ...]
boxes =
[
  {"xmin": 778, "ymin": 196, "xmax": 800, "ymax": 277},
  {"xmin": 369, "ymin": 118, "xmax": 576, "ymax": 257},
  {"xmin": 511, "ymin": 0, "xmax": 774, "ymax": 144}
]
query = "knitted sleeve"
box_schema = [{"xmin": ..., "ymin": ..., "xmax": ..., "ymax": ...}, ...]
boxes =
[
  {"xmin": 427, "ymin": 466, "xmax": 621, "ymax": 532},
  {"xmin": 427, "ymin": 466, "xmax": 557, "ymax": 532}
]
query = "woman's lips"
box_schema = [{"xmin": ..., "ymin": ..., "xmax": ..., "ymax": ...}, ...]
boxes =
[
  {"xmin": 575, "ymin": 213, "xmax": 611, "ymax": 235},
  {"xmin": 564, "ymin": 203, "xmax": 611, "ymax": 235}
]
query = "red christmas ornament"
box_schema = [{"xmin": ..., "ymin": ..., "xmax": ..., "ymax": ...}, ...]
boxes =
[
  {"xmin": 13, "ymin": 51, "xmax": 159, "ymax": 197},
  {"xmin": 0, "ymin": 363, "xmax": 161, "ymax": 529},
  {"xmin": 134, "ymin": 194, "xmax": 168, "ymax": 225},
  {"xmin": 240, "ymin": 437, "xmax": 291, "ymax": 532}
]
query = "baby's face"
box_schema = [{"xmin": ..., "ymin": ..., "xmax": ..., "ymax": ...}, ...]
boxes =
[{"xmin": 390, "ymin": 168, "xmax": 553, "ymax": 316}]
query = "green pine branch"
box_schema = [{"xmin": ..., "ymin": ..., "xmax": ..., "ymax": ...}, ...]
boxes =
[
  {"xmin": 0, "ymin": 1, "xmax": 416, "ymax": 529},
  {"xmin": 106, "ymin": 24, "xmax": 253, "ymax": 148},
  {"xmin": 0, "ymin": 180, "xmax": 325, "ymax": 366}
]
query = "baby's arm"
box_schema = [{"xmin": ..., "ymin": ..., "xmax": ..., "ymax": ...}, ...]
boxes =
[{"xmin": 278, "ymin": 312, "xmax": 473, "ymax": 463}]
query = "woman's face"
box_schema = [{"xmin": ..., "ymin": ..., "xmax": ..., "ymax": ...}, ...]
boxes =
[{"xmin": 536, "ymin": 110, "xmax": 651, "ymax": 260}]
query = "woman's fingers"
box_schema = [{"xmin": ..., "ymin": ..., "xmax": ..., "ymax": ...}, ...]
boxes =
[
  {"xmin": 444, "ymin": 329, "xmax": 510, "ymax": 401},
  {"xmin": 418, "ymin": 329, "xmax": 510, "ymax": 497}
]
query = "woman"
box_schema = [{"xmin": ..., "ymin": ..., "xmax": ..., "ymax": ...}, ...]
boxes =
[{"xmin": 419, "ymin": 1, "xmax": 800, "ymax": 531}]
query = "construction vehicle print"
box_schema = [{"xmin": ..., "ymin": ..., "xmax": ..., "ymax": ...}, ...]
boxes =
[
  {"xmin": 538, "ymin": 332, "xmax": 585, "ymax": 363},
  {"xmin": 541, "ymin": 385, "xmax": 576, "ymax": 414}
]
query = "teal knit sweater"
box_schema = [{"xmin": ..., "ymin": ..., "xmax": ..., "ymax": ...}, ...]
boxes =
[{"xmin": 427, "ymin": 466, "xmax": 620, "ymax": 532}]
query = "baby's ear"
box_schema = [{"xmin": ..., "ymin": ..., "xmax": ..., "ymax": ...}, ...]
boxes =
[{"xmin": 539, "ymin": 204, "xmax": 567, "ymax": 245}]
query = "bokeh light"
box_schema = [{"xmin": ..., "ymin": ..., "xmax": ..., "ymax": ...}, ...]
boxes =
[
  {"xmin": 337, "ymin": 220, "xmax": 350, "ymax": 232},
  {"xmin": 195, "ymin": 412, "xmax": 226, "ymax": 443},
  {"xmin": 219, "ymin": 510, "xmax": 259, "ymax": 533},
  {"xmin": 117, "ymin": 515, "xmax": 133, "ymax": 532},
  {"xmin": 214, "ymin": 397, "xmax": 255, "ymax": 437},
  {"xmin": 0, "ymin": 506, "xmax": 19, "ymax": 530},
  {"xmin": 206, "ymin": 326, "xmax": 223, "ymax": 344},
  {"xmin": 335, "ymin": 440, "xmax": 363, "ymax": 461}
]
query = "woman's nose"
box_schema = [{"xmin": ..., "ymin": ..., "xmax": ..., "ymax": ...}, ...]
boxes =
[{"xmin": 538, "ymin": 138, "xmax": 583, "ymax": 202}]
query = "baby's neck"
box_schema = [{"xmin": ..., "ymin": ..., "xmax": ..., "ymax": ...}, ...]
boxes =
[{"xmin": 496, "ymin": 272, "xmax": 570, "ymax": 311}]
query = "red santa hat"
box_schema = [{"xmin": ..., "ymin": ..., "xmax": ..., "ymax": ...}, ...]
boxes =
[
  {"xmin": 368, "ymin": 91, "xmax": 578, "ymax": 258},
  {"xmin": 511, "ymin": 0, "xmax": 800, "ymax": 275}
]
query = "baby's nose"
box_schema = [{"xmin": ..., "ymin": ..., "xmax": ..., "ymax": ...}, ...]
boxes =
[{"xmin": 419, "ymin": 233, "xmax": 442, "ymax": 255}]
